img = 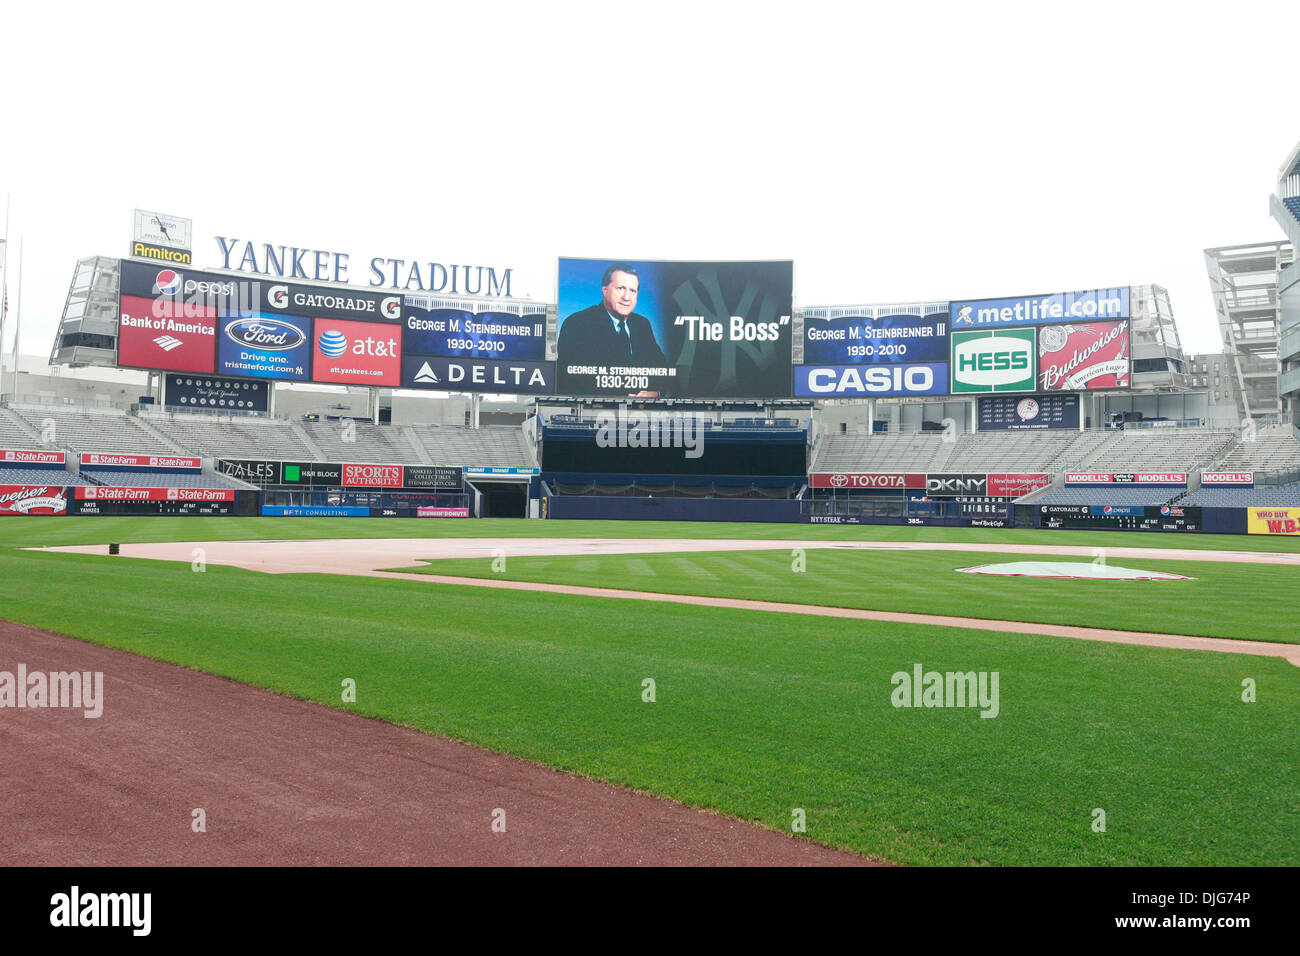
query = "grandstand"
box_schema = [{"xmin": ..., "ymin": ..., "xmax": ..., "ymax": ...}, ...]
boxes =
[
  {"xmin": 1179, "ymin": 481, "xmax": 1300, "ymax": 507},
  {"xmin": 9, "ymin": 405, "xmax": 177, "ymax": 456},
  {"xmin": 0, "ymin": 465, "xmax": 81, "ymax": 484},
  {"xmin": 140, "ymin": 411, "xmax": 318, "ymax": 461},
  {"xmin": 1211, "ymin": 424, "xmax": 1300, "ymax": 474},
  {"xmin": 1034, "ymin": 485, "xmax": 1187, "ymax": 506},
  {"xmin": 302, "ymin": 421, "xmax": 426, "ymax": 464},
  {"xmin": 81, "ymin": 470, "xmax": 241, "ymax": 489},
  {"xmin": 1086, "ymin": 428, "xmax": 1237, "ymax": 473},
  {"xmin": 409, "ymin": 424, "xmax": 534, "ymax": 468}
]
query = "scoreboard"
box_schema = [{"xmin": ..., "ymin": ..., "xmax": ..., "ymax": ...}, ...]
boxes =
[{"xmin": 1039, "ymin": 505, "xmax": 1201, "ymax": 532}]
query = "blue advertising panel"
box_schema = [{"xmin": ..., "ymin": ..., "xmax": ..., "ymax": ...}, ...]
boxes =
[
  {"xmin": 951, "ymin": 287, "xmax": 1129, "ymax": 329},
  {"xmin": 218, "ymin": 314, "xmax": 311, "ymax": 380},
  {"xmin": 793, "ymin": 363, "xmax": 949, "ymax": 397},
  {"xmin": 803, "ymin": 311, "xmax": 948, "ymax": 365},
  {"xmin": 403, "ymin": 304, "xmax": 546, "ymax": 361},
  {"xmin": 977, "ymin": 393, "xmax": 1080, "ymax": 430},
  {"xmin": 401, "ymin": 355, "xmax": 556, "ymax": 394}
]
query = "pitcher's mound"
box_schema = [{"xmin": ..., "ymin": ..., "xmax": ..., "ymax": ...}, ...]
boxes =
[{"xmin": 955, "ymin": 561, "xmax": 1193, "ymax": 581}]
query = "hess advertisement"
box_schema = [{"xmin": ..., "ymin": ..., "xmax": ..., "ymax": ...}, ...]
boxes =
[{"xmin": 556, "ymin": 258, "xmax": 793, "ymax": 398}]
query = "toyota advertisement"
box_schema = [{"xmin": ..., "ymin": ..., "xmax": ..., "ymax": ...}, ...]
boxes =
[{"xmin": 556, "ymin": 258, "xmax": 793, "ymax": 398}]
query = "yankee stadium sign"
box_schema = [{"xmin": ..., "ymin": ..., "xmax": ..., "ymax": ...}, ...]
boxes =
[{"xmin": 214, "ymin": 237, "xmax": 514, "ymax": 297}]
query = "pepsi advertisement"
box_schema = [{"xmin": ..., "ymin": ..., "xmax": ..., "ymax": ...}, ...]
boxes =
[
  {"xmin": 556, "ymin": 258, "xmax": 793, "ymax": 398},
  {"xmin": 218, "ymin": 314, "xmax": 310, "ymax": 380},
  {"xmin": 802, "ymin": 309, "xmax": 948, "ymax": 365}
]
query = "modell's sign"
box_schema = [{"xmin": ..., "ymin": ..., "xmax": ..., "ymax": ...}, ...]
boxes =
[
  {"xmin": 1066, "ymin": 472, "xmax": 1186, "ymax": 485},
  {"xmin": 0, "ymin": 485, "xmax": 69, "ymax": 515},
  {"xmin": 81, "ymin": 453, "xmax": 202, "ymax": 470},
  {"xmin": 1201, "ymin": 472, "xmax": 1254, "ymax": 485},
  {"xmin": 0, "ymin": 449, "xmax": 66, "ymax": 465},
  {"xmin": 341, "ymin": 463, "xmax": 403, "ymax": 487},
  {"xmin": 77, "ymin": 487, "xmax": 234, "ymax": 501},
  {"xmin": 809, "ymin": 472, "xmax": 925, "ymax": 489}
]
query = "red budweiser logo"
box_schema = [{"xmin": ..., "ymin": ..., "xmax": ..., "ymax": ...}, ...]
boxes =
[{"xmin": 1040, "ymin": 321, "xmax": 1129, "ymax": 391}]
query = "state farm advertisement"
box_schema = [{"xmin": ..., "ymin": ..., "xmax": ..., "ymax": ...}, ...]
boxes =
[
  {"xmin": 0, "ymin": 449, "xmax": 65, "ymax": 465},
  {"xmin": 81, "ymin": 453, "xmax": 202, "ymax": 469},
  {"xmin": 312, "ymin": 318, "xmax": 401, "ymax": 386},
  {"xmin": 1038, "ymin": 319, "xmax": 1130, "ymax": 391},
  {"xmin": 0, "ymin": 485, "xmax": 69, "ymax": 516},
  {"xmin": 986, "ymin": 473, "xmax": 1052, "ymax": 496},
  {"xmin": 76, "ymin": 487, "xmax": 235, "ymax": 502},
  {"xmin": 117, "ymin": 294, "xmax": 216, "ymax": 374},
  {"xmin": 341, "ymin": 463, "xmax": 404, "ymax": 487},
  {"xmin": 809, "ymin": 472, "xmax": 926, "ymax": 490}
]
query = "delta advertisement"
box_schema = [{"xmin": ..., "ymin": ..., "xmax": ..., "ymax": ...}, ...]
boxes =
[
  {"xmin": 555, "ymin": 258, "xmax": 793, "ymax": 398},
  {"xmin": 401, "ymin": 295, "xmax": 553, "ymax": 395},
  {"xmin": 796, "ymin": 307, "xmax": 949, "ymax": 398}
]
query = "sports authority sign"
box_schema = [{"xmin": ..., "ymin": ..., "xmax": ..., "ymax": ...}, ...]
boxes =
[
  {"xmin": 809, "ymin": 473, "xmax": 926, "ymax": 489},
  {"xmin": 341, "ymin": 463, "xmax": 403, "ymax": 487},
  {"xmin": 81, "ymin": 453, "xmax": 202, "ymax": 470},
  {"xmin": 1038, "ymin": 320, "xmax": 1130, "ymax": 391},
  {"xmin": 0, "ymin": 485, "xmax": 69, "ymax": 516},
  {"xmin": 0, "ymin": 449, "xmax": 66, "ymax": 465}
]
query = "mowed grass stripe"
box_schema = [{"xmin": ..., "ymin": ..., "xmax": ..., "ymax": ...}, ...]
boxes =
[
  {"xmin": 397, "ymin": 548, "xmax": 1300, "ymax": 645},
  {"xmin": 5, "ymin": 515, "xmax": 1300, "ymax": 553},
  {"xmin": 2, "ymin": 545, "xmax": 1296, "ymax": 866}
]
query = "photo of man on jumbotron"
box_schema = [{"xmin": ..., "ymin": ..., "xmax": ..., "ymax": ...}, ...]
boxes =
[{"xmin": 556, "ymin": 257, "xmax": 794, "ymax": 398}]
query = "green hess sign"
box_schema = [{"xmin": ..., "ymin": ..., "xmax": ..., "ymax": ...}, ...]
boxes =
[{"xmin": 950, "ymin": 328, "xmax": 1036, "ymax": 393}]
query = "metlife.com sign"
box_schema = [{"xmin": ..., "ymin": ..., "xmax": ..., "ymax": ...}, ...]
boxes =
[{"xmin": 950, "ymin": 288, "xmax": 1130, "ymax": 329}]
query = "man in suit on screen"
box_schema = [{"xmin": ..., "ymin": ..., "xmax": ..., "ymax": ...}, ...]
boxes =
[{"xmin": 558, "ymin": 263, "xmax": 668, "ymax": 396}]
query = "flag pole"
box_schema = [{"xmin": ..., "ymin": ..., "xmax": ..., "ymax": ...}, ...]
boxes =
[
  {"xmin": 0, "ymin": 194, "xmax": 9, "ymax": 394},
  {"xmin": 11, "ymin": 237, "xmax": 21, "ymax": 401}
]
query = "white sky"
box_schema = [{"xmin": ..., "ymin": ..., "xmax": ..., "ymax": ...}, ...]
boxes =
[{"xmin": 1, "ymin": 0, "xmax": 1297, "ymax": 363}]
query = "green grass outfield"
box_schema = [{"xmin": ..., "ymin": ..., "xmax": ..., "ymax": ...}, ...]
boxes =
[
  {"xmin": 2, "ymin": 516, "xmax": 1297, "ymax": 865},
  {"xmin": 393, "ymin": 547, "xmax": 1300, "ymax": 645}
]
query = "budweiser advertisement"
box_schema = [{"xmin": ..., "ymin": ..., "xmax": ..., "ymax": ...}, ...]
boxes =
[
  {"xmin": 1038, "ymin": 319, "xmax": 1130, "ymax": 391},
  {"xmin": 0, "ymin": 485, "xmax": 70, "ymax": 516},
  {"xmin": 81, "ymin": 453, "xmax": 202, "ymax": 470},
  {"xmin": 0, "ymin": 449, "xmax": 66, "ymax": 465},
  {"xmin": 341, "ymin": 463, "xmax": 404, "ymax": 487},
  {"xmin": 1201, "ymin": 472, "xmax": 1254, "ymax": 485},
  {"xmin": 809, "ymin": 472, "xmax": 926, "ymax": 489},
  {"xmin": 986, "ymin": 473, "xmax": 1052, "ymax": 497},
  {"xmin": 76, "ymin": 487, "xmax": 235, "ymax": 502}
]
